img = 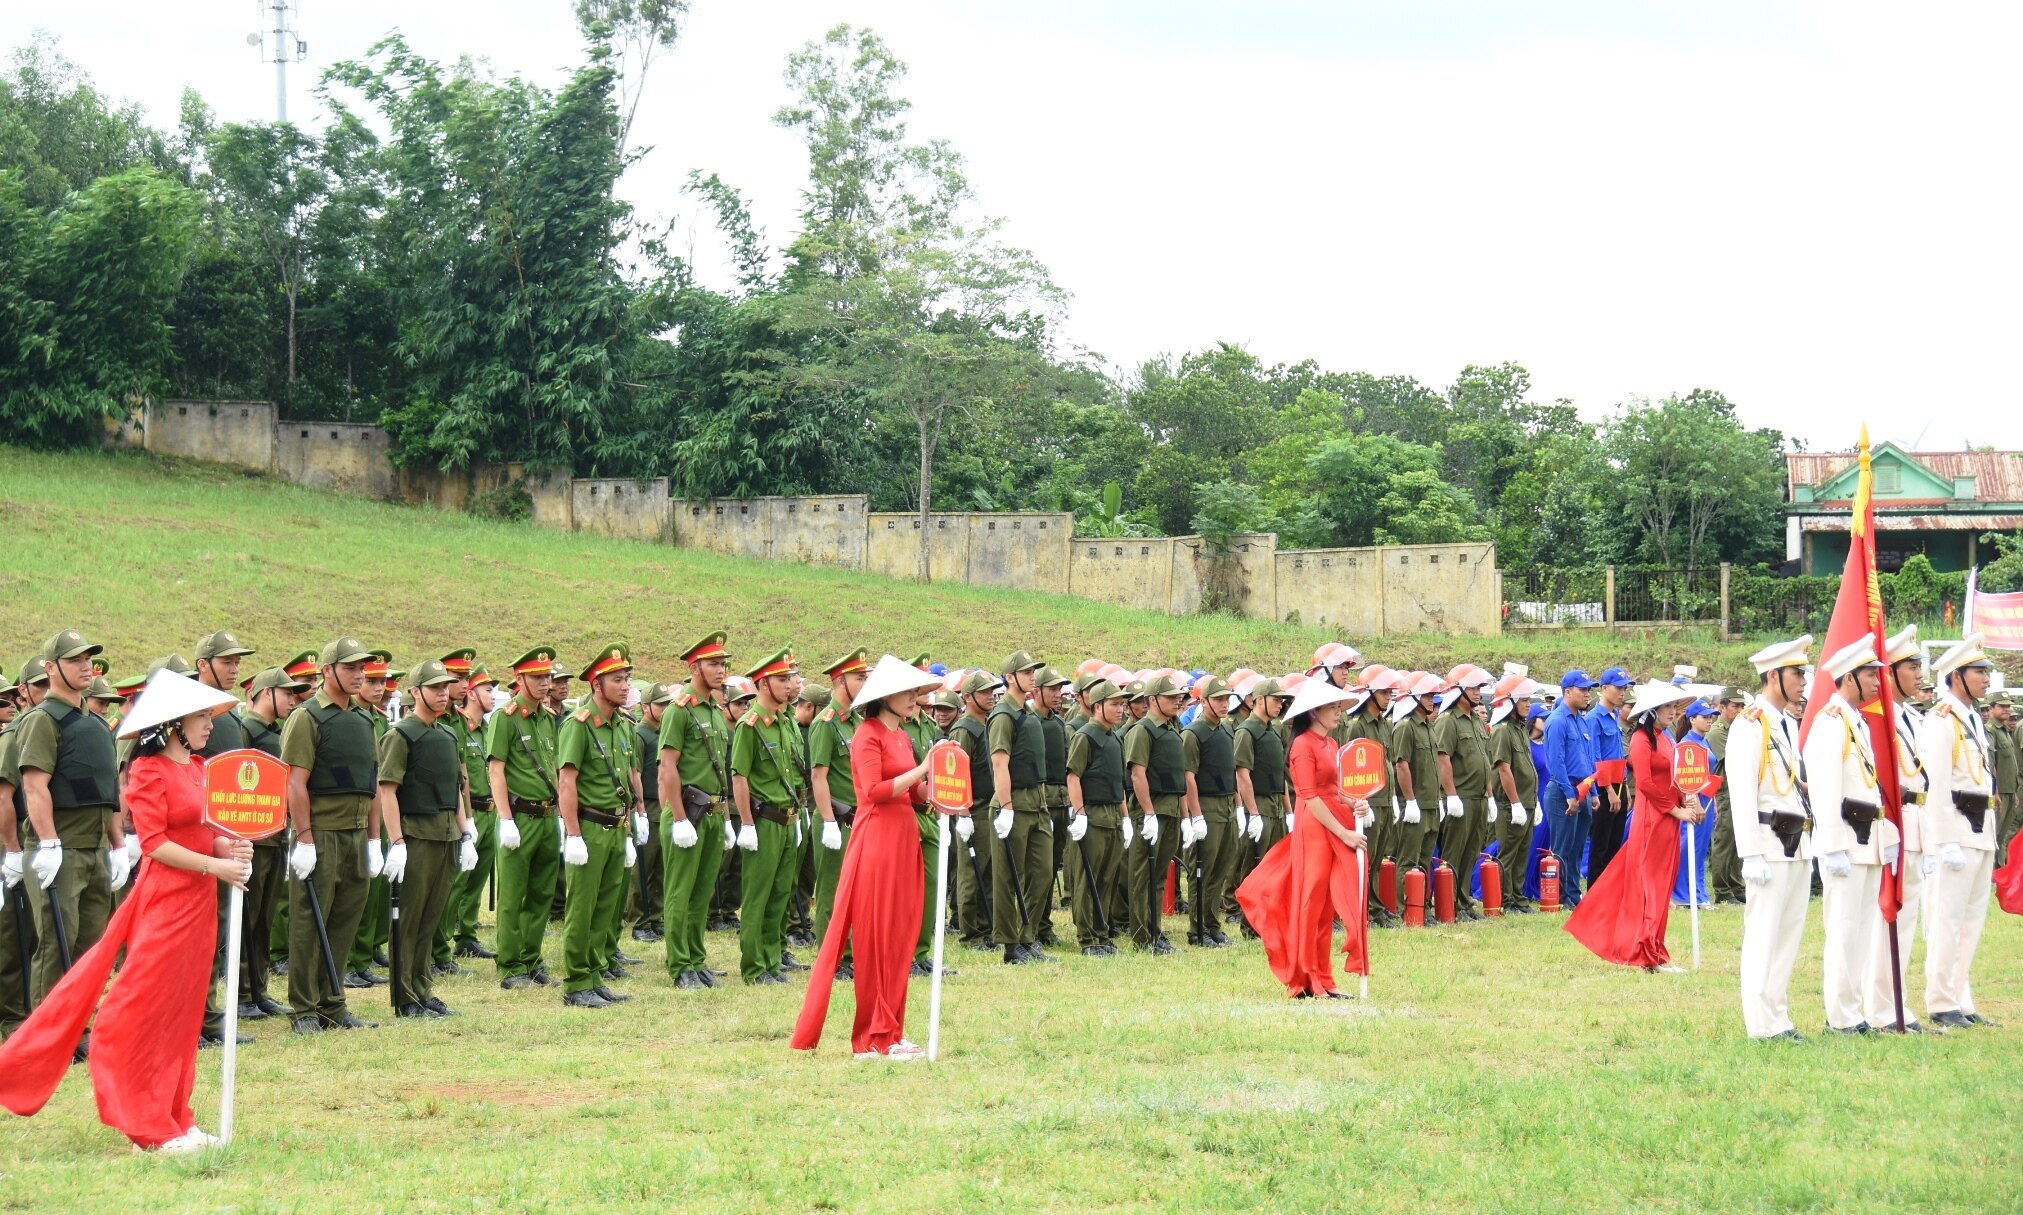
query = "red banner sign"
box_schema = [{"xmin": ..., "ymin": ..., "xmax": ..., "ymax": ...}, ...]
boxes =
[
  {"xmin": 204, "ymin": 748, "xmax": 291, "ymax": 841},
  {"xmin": 1673, "ymin": 741, "xmax": 1712, "ymax": 796},
  {"xmin": 926, "ymin": 740, "xmax": 972, "ymax": 812},
  {"xmin": 1338, "ymin": 739, "xmax": 1387, "ymax": 800}
]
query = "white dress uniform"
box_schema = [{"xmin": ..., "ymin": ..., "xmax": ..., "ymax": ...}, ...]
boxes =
[
  {"xmin": 1727, "ymin": 635, "xmax": 1814, "ymax": 1039},
  {"xmin": 1803, "ymin": 652, "xmax": 1885, "ymax": 1032},
  {"xmin": 1916, "ymin": 634, "xmax": 1997, "ymax": 1025},
  {"xmin": 1863, "ymin": 625, "xmax": 1927, "ymax": 1030}
]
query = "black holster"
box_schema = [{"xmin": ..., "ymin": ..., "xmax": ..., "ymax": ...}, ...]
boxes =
[
  {"xmin": 1840, "ymin": 799, "xmax": 1878, "ymax": 846},
  {"xmin": 1953, "ymin": 791, "xmax": 1991, "ymax": 834}
]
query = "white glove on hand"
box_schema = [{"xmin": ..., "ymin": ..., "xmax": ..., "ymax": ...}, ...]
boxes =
[
  {"xmin": 563, "ymin": 834, "xmax": 590, "ymax": 867},
  {"xmin": 458, "ymin": 835, "xmax": 479, "ymax": 873},
  {"xmin": 1882, "ymin": 842, "xmax": 1900, "ymax": 867},
  {"xmin": 1121, "ymin": 815, "xmax": 1135, "ymax": 847},
  {"xmin": 1246, "ymin": 813, "xmax": 1263, "ymax": 842},
  {"xmin": 1068, "ymin": 813, "xmax": 1088, "ymax": 842},
  {"xmin": 1142, "ymin": 814, "xmax": 1160, "ymax": 846},
  {"xmin": 993, "ymin": 806, "xmax": 1014, "ymax": 840},
  {"xmin": 31, "ymin": 842, "xmax": 62, "ymax": 890},
  {"xmin": 624, "ymin": 837, "xmax": 637, "ymax": 868},
  {"xmin": 1821, "ymin": 850, "xmax": 1851, "ymax": 879},
  {"xmin": 794, "ymin": 817, "xmax": 803, "ymax": 848},
  {"xmin": 632, "ymin": 813, "xmax": 649, "ymax": 845},
  {"xmin": 1941, "ymin": 842, "xmax": 1967, "ymax": 871},
  {"xmin": 1443, "ymin": 795, "xmax": 1464, "ymax": 821},
  {"xmin": 288, "ymin": 841, "xmax": 317, "ymax": 881},
  {"xmin": 1192, "ymin": 816, "xmax": 1209, "ymax": 844},
  {"xmin": 1922, "ymin": 852, "xmax": 1938, "ymax": 875},
  {"xmin": 1285, "ymin": 811, "xmax": 1296, "ymax": 834},
  {"xmin": 723, "ymin": 820, "xmax": 737, "ymax": 850},
  {"xmin": 383, "ymin": 841, "xmax": 408, "ymax": 883},
  {"xmin": 0, "ymin": 851, "xmax": 19, "ymax": 889},
  {"xmin": 1488, "ymin": 801, "xmax": 1501, "ymax": 825},
  {"xmin": 106, "ymin": 843, "xmax": 131, "ymax": 892},
  {"xmin": 366, "ymin": 838, "xmax": 385, "ymax": 878},
  {"xmin": 821, "ymin": 820, "xmax": 843, "ymax": 851},
  {"xmin": 1402, "ymin": 799, "xmax": 1422, "ymax": 825},
  {"xmin": 670, "ymin": 818, "xmax": 699, "ymax": 849},
  {"xmin": 498, "ymin": 818, "xmax": 522, "ymax": 852},
  {"xmin": 1742, "ymin": 854, "xmax": 1771, "ymax": 886},
  {"xmin": 1515, "ymin": 804, "xmax": 1531, "ymax": 827},
  {"xmin": 1234, "ymin": 809, "xmax": 1249, "ymax": 838},
  {"xmin": 737, "ymin": 823, "xmax": 759, "ymax": 852},
  {"xmin": 125, "ymin": 836, "xmax": 141, "ymax": 865}
]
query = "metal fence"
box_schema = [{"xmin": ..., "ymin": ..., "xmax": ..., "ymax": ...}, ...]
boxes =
[
  {"xmin": 1503, "ymin": 564, "xmax": 1733, "ymax": 631},
  {"xmin": 1613, "ymin": 565, "xmax": 1725, "ymax": 624}
]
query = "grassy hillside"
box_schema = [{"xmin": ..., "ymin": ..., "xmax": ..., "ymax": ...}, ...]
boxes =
[{"xmin": 0, "ymin": 447, "xmax": 1763, "ymax": 684}]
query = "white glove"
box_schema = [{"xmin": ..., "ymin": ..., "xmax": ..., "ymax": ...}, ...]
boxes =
[
  {"xmin": 458, "ymin": 835, "xmax": 479, "ymax": 872},
  {"xmin": 106, "ymin": 843, "xmax": 131, "ymax": 892},
  {"xmin": 1941, "ymin": 842, "xmax": 1967, "ymax": 871},
  {"xmin": 1246, "ymin": 813, "xmax": 1263, "ymax": 842},
  {"xmin": 632, "ymin": 813, "xmax": 649, "ymax": 845},
  {"xmin": 1234, "ymin": 809, "xmax": 1249, "ymax": 838},
  {"xmin": 1191, "ymin": 816, "xmax": 1209, "ymax": 844},
  {"xmin": 563, "ymin": 834, "xmax": 590, "ymax": 866},
  {"xmin": 1882, "ymin": 842, "xmax": 1900, "ymax": 867},
  {"xmin": 624, "ymin": 837, "xmax": 637, "ymax": 868},
  {"xmin": 1821, "ymin": 851, "xmax": 1851, "ymax": 879},
  {"xmin": 1142, "ymin": 814, "xmax": 1160, "ymax": 846},
  {"xmin": 1356, "ymin": 807, "xmax": 1374, "ymax": 830},
  {"xmin": 31, "ymin": 842, "xmax": 61, "ymax": 890},
  {"xmin": 288, "ymin": 841, "xmax": 317, "ymax": 881},
  {"xmin": 1742, "ymin": 854, "xmax": 1771, "ymax": 886},
  {"xmin": 366, "ymin": 838, "xmax": 385, "ymax": 878},
  {"xmin": 1516, "ymin": 804, "xmax": 1532, "ymax": 827},
  {"xmin": 1402, "ymin": 799, "xmax": 1422, "ymax": 825},
  {"xmin": 0, "ymin": 851, "xmax": 20, "ymax": 889},
  {"xmin": 383, "ymin": 841, "xmax": 408, "ymax": 883},
  {"xmin": 737, "ymin": 823, "xmax": 759, "ymax": 852},
  {"xmin": 498, "ymin": 818, "xmax": 522, "ymax": 851},
  {"xmin": 670, "ymin": 818, "xmax": 699, "ymax": 849},
  {"xmin": 794, "ymin": 817, "xmax": 803, "ymax": 848},
  {"xmin": 993, "ymin": 806, "xmax": 1014, "ymax": 840},
  {"xmin": 1487, "ymin": 801, "xmax": 1501, "ymax": 825},
  {"xmin": 1121, "ymin": 815, "xmax": 1135, "ymax": 847},
  {"xmin": 1443, "ymin": 795, "xmax": 1464, "ymax": 821},
  {"xmin": 1069, "ymin": 813, "xmax": 1089, "ymax": 842},
  {"xmin": 723, "ymin": 820, "xmax": 736, "ymax": 850},
  {"xmin": 1922, "ymin": 852, "xmax": 1938, "ymax": 875},
  {"xmin": 124, "ymin": 836, "xmax": 141, "ymax": 865},
  {"xmin": 821, "ymin": 820, "xmax": 843, "ymax": 851},
  {"xmin": 1285, "ymin": 811, "xmax": 1296, "ymax": 834},
  {"xmin": 954, "ymin": 814, "xmax": 975, "ymax": 843}
]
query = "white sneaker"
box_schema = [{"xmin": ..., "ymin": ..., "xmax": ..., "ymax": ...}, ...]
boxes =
[
  {"xmin": 885, "ymin": 1039, "xmax": 926, "ymax": 1062},
  {"xmin": 853, "ymin": 1049, "xmax": 883, "ymax": 1061},
  {"xmin": 1655, "ymin": 963, "xmax": 1687, "ymax": 975},
  {"xmin": 147, "ymin": 1130, "xmax": 209, "ymax": 1155}
]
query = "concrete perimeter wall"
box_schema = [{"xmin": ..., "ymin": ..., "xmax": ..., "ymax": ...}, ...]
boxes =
[{"xmin": 128, "ymin": 399, "xmax": 1498, "ymax": 635}]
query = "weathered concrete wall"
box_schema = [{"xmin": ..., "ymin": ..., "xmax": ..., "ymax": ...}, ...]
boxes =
[
  {"xmin": 145, "ymin": 400, "xmax": 276, "ymax": 471},
  {"xmin": 868, "ymin": 512, "xmax": 1072, "ymax": 587},
  {"xmin": 869, "ymin": 513, "xmax": 969, "ymax": 583},
  {"xmin": 573, "ymin": 477, "xmax": 671, "ymax": 543},
  {"xmin": 674, "ymin": 496, "xmax": 869, "ymax": 566},
  {"xmin": 276, "ymin": 421, "xmax": 395, "ymax": 499},
  {"xmin": 1069, "ymin": 537, "xmax": 1179, "ymax": 612},
  {"xmin": 396, "ymin": 462, "xmax": 526, "ymax": 513},
  {"xmin": 1275, "ymin": 546, "xmax": 1387, "ymax": 634},
  {"xmin": 1380, "ymin": 541, "xmax": 1498, "ymax": 635},
  {"xmin": 1166, "ymin": 533, "xmax": 1277, "ymax": 618},
  {"xmin": 527, "ymin": 469, "xmax": 575, "ymax": 532}
]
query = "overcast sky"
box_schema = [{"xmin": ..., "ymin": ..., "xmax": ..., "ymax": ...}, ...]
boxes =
[{"xmin": 9, "ymin": 1, "xmax": 2020, "ymax": 451}]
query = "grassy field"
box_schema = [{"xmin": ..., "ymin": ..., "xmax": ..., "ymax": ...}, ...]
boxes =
[
  {"xmin": 0, "ymin": 446, "xmax": 1766, "ymax": 685},
  {"xmin": 0, "ymin": 447, "xmax": 2020, "ymax": 1210}
]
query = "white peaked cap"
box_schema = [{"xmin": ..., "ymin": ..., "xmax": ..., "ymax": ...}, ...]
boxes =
[
  {"xmin": 118, "ymin": 669, "xmax": 238, "ymax": 739},
  {"xmin": 1823, "ymin": 638, "xmax": 1883, "ymax": 682},
  {"xmin": 1883, "ymin": 624, "xmax": 1920, "ymax": 665},
  {"xmin": 1748, "ymin": 634, "xmax": 1813, "ymax": 676},
  {"xmin": 1932, "ymin": 633, "xmax": 1992, "ymax": 678},
  {"xmin": 1287, "ymin": 676, "xmax": 1360, "ymax": 720},
  {"xmin": 852, "ymin": 654, "xmax": 945, "ymax": 711},
  {"xmin": 1628, "ymin": 680, "xmax": 1694, "ymax": 720}
]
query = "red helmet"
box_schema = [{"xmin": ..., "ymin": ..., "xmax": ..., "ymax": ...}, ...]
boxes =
[
  {"xmin": 1409, "ymin": 672, "xmax": 1446, "ymax": 698},
  {"xmin": 1077, "ymin": 658, "xmax": 1105, "ymax": 677},
  {"xmin": 1356, "ymin": 663, "xmax": 1392, "ymax": 689}
]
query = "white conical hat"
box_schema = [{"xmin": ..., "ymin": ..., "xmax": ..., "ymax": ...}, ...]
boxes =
[
  {"xmin": 1286, "ymin": 676, "xmax": 1360, "ymax": 721},
  {"xmin": 1627, "ymin": 680, "xmax": 1693, "ymax": 720},
  {"xmin": 852, "ymin": 654, "xmax": 945, "ymax": 711},
  {"xmin": 118, "ymin": 669, "xmax": 238, "ymax": 739}
]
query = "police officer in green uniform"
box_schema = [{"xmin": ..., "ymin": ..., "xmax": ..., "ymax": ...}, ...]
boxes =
[
  {"xmin": 1032, "ymin": 666, "xmax": 1073, "ymax": 948},
  {"xmin": 1233, "ymin": 678, "xmax": 1290, "ymax": 935},
  {"xmin": 950, "ymin": 671, "xmax": 999, "ymax": 950},
  {"xmin": 438, "ymin": 660, "xmax": 499, "ymax": 963},
  {"xmin": 1433, "ymin": 672, "xmax": 1495, "ymax": 920},
  {"xmin": 730, "ymin": 649, "xmax": 807, "ymax": 985},
  {"xmin": 1123, "ymin": 673, "xmax": 1188, "ymax": 954},
  {"xmin": 1065, "ymin": 679, "xmax": 1131, "ymax": 955},
  {"xmin": 1343, "ymin": 674, "xmax": 1401, "ymax": 926},
  {"xmin": 1394, "ymin": 679, "xmax": 1443, "ymax": 879},
  {"xmin": 808, "ymin": 650, "xmax": 868, "ymax": 977},
  {"xmin": 987, "ymin": 652, "xmax": 1056, "ymax": 964},
  {"xmin": 557, "ymin": 645, "xmax": 642, "ymax": 1008},
  {"xmin": 1489, "ymin": 690, "xmax": 1541, "ymax": 913},
  {"xmin": 0, "ymin": 666, "xmax": 35, "ymax": 1039},
  {"xmin": 488, "ymin": 647, "xmax": 563, "ymax": 989},
  {"xmin": 1183, "ymin": 676, "xmax": 1240, "ymax": 948},
  {"xmin": 659, "ymin": 633, "xmax": 737, "ymax": 990},
  {"xmin": 233, "ymin": 663, "xmax": 308, "ymax": 1019},
  {"xmin": 429, "ymin": 649, "xmax": 483, "ymax": 972},
  {"xmin": 190, "ymin": 631, "xmax": 258, "ymax": 1046},
  {"xmin": 280, "ymin": 637, "xmax": 382, "ymax": 1032},
  {"xmin": 343, "ymin": 651, "xmax": 398, "ymax": 987},
  {"xmin": 785, "ymin": 681, "xmax": 826, "ymax": 951},
  {"xmin": 629, "ymin": 681, "xmax": 673, "ymax": 944},
  {"xmin": 900, "ymin": 660, "xmax": 948, "ymax": 976},
  {"xmin": 375, "ymin": 660, "xmax": 472, "ymax": 1017}
]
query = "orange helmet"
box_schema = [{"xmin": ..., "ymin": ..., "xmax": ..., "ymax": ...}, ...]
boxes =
[
  {"xmin": 1445, "ymin": 663, "xmax": 1493, "ymax": 690},
  {"xmin": 1230, "ymin": 667, "xmax": 1257, "ymax": 687},
  {"xmin": 1356, "ymin": 663, "xmax": 1392, "ymax": 688},
  {"xmin": 1279, "ymin": 672, "xmax": 1309, "ymax": 693},
  {"xmin": 1408, "ymin": 672, "xmax": 1446, "ymax": 698},
  {"xmin": 1365, "ymin": 666, "xmax": 1409, "ymax": 693},
  {"xmin": 1077, "ymin": 658, "xmax": 1105, "ymax": 678}
]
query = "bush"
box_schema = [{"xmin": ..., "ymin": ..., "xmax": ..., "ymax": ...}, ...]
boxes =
[{"xmin": 469, "ymin": 480, "xmax": 533, "ymax": 522}]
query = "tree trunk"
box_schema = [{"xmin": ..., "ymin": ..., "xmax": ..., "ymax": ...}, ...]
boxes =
[
  {"xmin": 285, "ymin": 272, "xmax": 298, "ymax": 399},
  {"xmin": 916, "ymin": 410, "xmax": 934, "ymax": 583}
]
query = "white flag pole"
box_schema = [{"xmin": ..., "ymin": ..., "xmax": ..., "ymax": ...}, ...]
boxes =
[
  {"xmin": 1357, "ymin": 846, "xmax": 1369, "ymax": 1001},
  {"xmin": 219, "ymin": 885, "xmax": 244, "ymax": 1143},
  {"xmin": 1686, "ymin": 809, "xmax": 1701, "ymax": 971},
  {"xmin": 926, "ymin": 812, "xmax": 951, "ymax": 1062}
]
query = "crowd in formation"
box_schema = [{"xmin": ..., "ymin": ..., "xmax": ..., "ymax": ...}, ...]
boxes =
[{"xmin": 0, "ymin": 624, "xmax": 2012, "ymax": 1063}]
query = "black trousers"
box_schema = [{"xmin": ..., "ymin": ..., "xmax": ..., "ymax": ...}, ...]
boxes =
[{"xmin": 1587, "ymin": 785, "xmax": 1628, "ymax": 879}]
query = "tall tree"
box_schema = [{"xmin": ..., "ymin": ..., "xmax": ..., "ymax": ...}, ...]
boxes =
[{"xmin": 204, "ymin": 122, "xmax": 326, "ymax": 399}]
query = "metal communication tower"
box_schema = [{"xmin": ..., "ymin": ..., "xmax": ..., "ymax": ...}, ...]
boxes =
[{"xmin": 249, "ymin": 1, "xmax": 309, "ymax": 123}]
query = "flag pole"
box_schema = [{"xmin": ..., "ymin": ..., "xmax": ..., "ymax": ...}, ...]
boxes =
[
  {"xmin": 1357, "ymin": 846, "xmax": 1369, "ymax": 1001},
  {"xmin": 219, "ymin": 885, "xmax": 244, "ymax": 1144},
  {"xmin": 926, "ymin": 812, "xmax": 951, "ymax": 1062},
  {"xmin": 1686, "ymin": 811, "xmax": 1701, "ymax": 970}
]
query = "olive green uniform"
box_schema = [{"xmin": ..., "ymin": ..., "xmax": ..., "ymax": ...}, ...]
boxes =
[
  {"xmin": 346, "ymin": 711, "xmax": 392, "ymax": 976},
  {"xmin": 1123, "ymin": 713, "xmax": 1187, "ymax": 949},
  {"xmin": 280, "ymin": 691, "xmax": 379, "ymax": 1025},
  {"xmin": 379, "ymin": 714, "xmax": 463, "ymax": 1009},
  {"xmin": 1183, "ymin": 714, "xmax": 1239, "ymax": 945},
  {"xmin": 660, "ymin": 691, "xmax": 731, "ymax": 980},
  {"xmin": 1066, "ymin": 721, "xmax": 1128, "ymax": 949},
  {"xmin": 987, "ymin": 700, "xmax": 1053, "ymax": 952},
  {"xmin": 1233, "ymin": 716, "xmax": 1290, "ymax": 934},
  {"xmin": 440, "ymin": 708, "xmax": 497, "ymax": 960},
  {"xmin": 237, "ymin": 711, "xmax": 289, "ymax": 1008},
  {"xmin": 194, "ymin": 697, "xmax": 247, "ymax": 1038},
  {"xmin": 730, "ymin": 705, "xmax": 806, "ymax": 982},
  {"xmin": 807, "ymin": 704, "xmax": 858, "ymax": 957},
  {"xmin": 1434, "ymin": 706, "xmax": 1493, "ymax": 914},
  {"xmin": 14, "ymin": 699, "xmax": 119, "ymax": 1005},
  {"xmin": 557, "ymin": 705, "xmax": 639, "ymax": 994},
  {"xmin": 950, "ymin": 714, "xmax": 996, "ymax": 946},
  {"xmin": 1490, "ymin": 716, "xmax": 1540, "ymax": 906},
  {"xmin": 901, "ymin": 714, "xmax": 943, "ymax": 965},
  {"xmin": 1039, "ymin": 708, "xmax": 1070, "ymax": 944},
  {"xmin": 1705, "ymin": 716, "xmax": 1743, "ymax": 903},
  {"xmin": 0, "ymin": 723, "xmax": 36, "ymax": 1037},
  {"xmin": 628, "ymin": 715, "xmax": 664, "ymax": 937},
  {"xmin": 1395, "ymin": 715, "xmax": 1441, "ymax": 874},
  {"xmin": 487, "ymin": 694, "xmax": 561, "ymax": 980},
  {"xmin": 1342, "ymin": 705, "xmax": 1397, "ymax": 918}
]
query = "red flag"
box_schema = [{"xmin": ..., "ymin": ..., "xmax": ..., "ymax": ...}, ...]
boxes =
[{"xmin": 1798, "ymin": 427, "xmax": 1903, "ymax": 921}]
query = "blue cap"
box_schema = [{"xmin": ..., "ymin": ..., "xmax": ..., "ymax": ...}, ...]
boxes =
[
  {"xmin": 1527, "ymin": 702, "xmax": 1550, "ymax": 720},
  {"xmin": 1560, "ymin": 669, "xmax": 1599, "ymax": 690},
  {"xmin": 1599, "ymin": 666, "xmax": 1634, "ymax": 687},
  {"xmin": 1685, "ymin": 699, "xmax": 1714, "ymax": 718},
  {"xmin": 1670, "ymin": 674, "xmax": 1690, "ymax": 686},
  {"xmin": 1189, "ymin": 668, "xmax": 1207, "ymax": 680},
  {"xmin": 929, "ymin": 663, "xmax": 947, "ymax": 676}
]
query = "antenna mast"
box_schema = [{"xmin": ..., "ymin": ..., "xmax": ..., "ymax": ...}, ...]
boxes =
[{"xmin": 254, "ymin": 1, "xmax": 309, "ymax": 123}]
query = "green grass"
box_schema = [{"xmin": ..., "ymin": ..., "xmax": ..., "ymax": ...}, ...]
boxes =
[
  {"xmin": 1, "ymin": 446, "xmax": 2020, "ymax": 1210},
  {"xmin": 0, "ymin": 446, "xmax": 1765, "ymax": 685}
]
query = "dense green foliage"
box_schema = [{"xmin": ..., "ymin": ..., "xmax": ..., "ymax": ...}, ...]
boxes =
[{"xmin": 0, "ymin": 23, "xmax": 1791, "ymax": 569}]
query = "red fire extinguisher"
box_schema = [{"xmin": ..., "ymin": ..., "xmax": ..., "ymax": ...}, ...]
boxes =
[
  {"xmin": 1402, "ymin": 866, "xmax": 1426, "ymax": 927},
  {"xmin": 1378, "ymin": 858, "xmax": 1399, "ymax": 915},
  {"xmin": 1539, "ymin": 852, "xmax": 1562, "ymax": 913},
  {"xmin": 1433, "ymin": 861, "xmax": 1456, "ymax": 924},
  {"xmin": 1479, "ymin": 857, "xmax": 1503, "ymax": 917},
  {"xmin": 1163, "ymin": 859, "xmax": 1177, "ymax": 915}
]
